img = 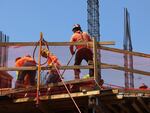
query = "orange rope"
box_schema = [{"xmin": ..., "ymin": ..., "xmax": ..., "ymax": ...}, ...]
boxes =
[
  {"xmin": 53, "ymin": 65, "xmax": 81, "ymax": 113},
  {"xmin": 48, "ymin": 58, "xmax": 82, "ymax": 113}
]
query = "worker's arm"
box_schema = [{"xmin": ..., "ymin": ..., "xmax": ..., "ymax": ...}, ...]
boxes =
[
  {"xmin": 69, "ymin": 45, "xmax": 75, "ymax": 55},
  {"xmin": 69, "ymin": 36, "xmax": 75, "ymax": 55}
]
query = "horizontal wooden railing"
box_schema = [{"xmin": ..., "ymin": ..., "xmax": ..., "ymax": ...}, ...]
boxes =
[
  {"xmin": 101, "ymin": 63, "xmax": 150, "ymax": 76},
  {"xmin": 0, "ymin": 64, "xmax": 114, "ymax": 71},
  {"xmin": 0, "ymin": 63, "xmax": 149, "ymax": 76},
  {"xmin": 99, "ymin": 46, "xmax": 150, "ymax": 58},
  {"xmin": 0, "ymin": 41, "xmax": 115, "ymax": 46}
]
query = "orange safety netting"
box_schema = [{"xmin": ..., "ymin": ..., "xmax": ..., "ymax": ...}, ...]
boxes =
[{"xmin": 0, "ymin": 45, "xmax": 149, "ymax": 89}]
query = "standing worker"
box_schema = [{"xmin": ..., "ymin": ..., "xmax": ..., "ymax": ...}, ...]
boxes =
[
  {"xmin": 41, "ymin": 48, "xmax": 61, "ymax": 84},
  {"xmin": 69, "ymin": 24, "xmax": 94, "ymax": 79},
  {"xmin": 15, "ymin": 55, "xmax": 36, "ymax": 88}
]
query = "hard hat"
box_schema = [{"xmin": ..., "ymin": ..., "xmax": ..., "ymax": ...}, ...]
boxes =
[{"xmin": 72, "ymin": 24, "xmax": 82, "ymax": 32}]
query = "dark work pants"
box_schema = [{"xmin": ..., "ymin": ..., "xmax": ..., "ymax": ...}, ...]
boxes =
[
  {"xmin": 15, "ymin": 61, "xmax": 36, "ymax": 88},
  {"xmin": 74, "ymin": 48, "xmax": 94, "ymax": 77},
  {"xmin": 46, "ymin": 73, "xmax": 61, "ymax": 85}
]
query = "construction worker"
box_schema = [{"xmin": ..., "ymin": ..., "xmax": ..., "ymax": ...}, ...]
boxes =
[
  {"xmin": 15, "ymin": 55, "xmax": 36, "ymax": 88},
  {"xmin": 41, "ymin": 48, "xmax": 61, "ymax": 84},
  {"xmin": 70, "ymin": 24, "xmax": 94, "ymax": 79}
]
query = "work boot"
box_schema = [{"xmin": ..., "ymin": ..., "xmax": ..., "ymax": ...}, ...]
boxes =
[{"xmin": 74, "ymin": 70, "xmax": 80, "ymax": 79}]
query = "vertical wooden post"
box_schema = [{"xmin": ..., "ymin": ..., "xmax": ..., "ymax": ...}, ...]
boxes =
[
  {"xmin": 93, "ymin": 37, "xmax": 99, "ymax": 82},
  {"xmin": 36, "ymin": 32, "xmax": 43, "ymax": 105}
]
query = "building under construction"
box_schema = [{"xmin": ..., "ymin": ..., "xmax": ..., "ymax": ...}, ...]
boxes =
[{"xmin": 0, "ymin": 1, "xmax": 150, "ymax": 113}]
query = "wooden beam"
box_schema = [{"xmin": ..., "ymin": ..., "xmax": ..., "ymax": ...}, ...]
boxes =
[
  {"xmin": 118, "ymin": 104, "xmax": 130, "ymax": 113},
  {"xmin": 137, "ymin": 97, "xmax": 150, "ymax": 113},
  {"xmin": 96, "ymin": 104, "xmax": 112, "ymax": 113},
  {"xmin": 120, "ymin": 89, "xmax": 150, "ymax": 94},
  {"xmin": 93, "ymin": 37, "xmax": 99, "ymax": 81},
  {"xmin": 0, "ymin": 41, "xmax": 115, "ymax": 46},
  {"xmin": 101, "ymin": 63, "xmax": 150, "ymax": 76},
  {"xmin": 102, "ymin": 100, "xmax": 125, "ymax": 105},
  {"xmin": 107, "ymin": 105, "xmax": 119, "ymax": 113},
  {"xmin": 14, "ymin": 90, "xmax": 100, "ymax": 103},
  {"xmin": 148, "ymin": 103, "xmax": 150, "ymax": 110},
  {"xmin": 100, "ymin": 46, "xmax": 150, "ymax": 58},
  {"xmin": 132, "ymin": 102, "xmax": 144, "ymax": 113},
  {"xmin": 100, "ymin": 95, "xmax": 123, "ymax": 101}
]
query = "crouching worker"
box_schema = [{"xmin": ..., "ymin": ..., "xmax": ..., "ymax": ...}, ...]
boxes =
[
  {"xmin": 15, "ymin": 55, "xmax": 36, "ymax": 88},
  {"xmin": 41, "ymin": 48, "xmax": 61, "ymax": 84}
]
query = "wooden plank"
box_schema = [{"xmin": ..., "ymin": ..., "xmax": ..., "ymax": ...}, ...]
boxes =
[
  {"xmin": 100, "ymin": 89, "xmax": 119, "ymax": 96},
  {"xmin": 46, "ymin": 77, "xmax": 95, "ymax": 87},
  {"xmin": 0, "ymin": 64, "xmax": 114, "ymax": 71},
  {"xmin": 0, "ymin": 41, "xmax": 115, "ymax": 46},
  {"xmin": 1, "ymin": 78, "xmax": 95, "ymax": 95},
  {"xmin": 100, "ymin": 46, "xmax": 150, "ymax": 58},
  {"xmin": 14, "ymin": 90, "xmax": 100, "ymax": 103},
  {"xmin": 40, "ymin": 90, "xmax": 100, "ymax": 100},
  {"xmin": 101, "ymin": 63, "xmax": 150, "ymax": 76}
]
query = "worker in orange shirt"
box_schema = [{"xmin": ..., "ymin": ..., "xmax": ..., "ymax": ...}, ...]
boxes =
[
  {"xmin": 15, "ymin": 55, "xmax": 36, "ymax": 88},
  {"xmin": 41, "ymin": 48, "xmax": 61, "ymax": 84},
  {"xmin": 70, "ymin": 24, "xmax": 94, "ymax": 79}
]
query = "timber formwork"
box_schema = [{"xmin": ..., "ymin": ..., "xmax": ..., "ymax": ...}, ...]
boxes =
[{"xmin": 0, "ymin": 82, "xmax": 150, "ymax": 113}]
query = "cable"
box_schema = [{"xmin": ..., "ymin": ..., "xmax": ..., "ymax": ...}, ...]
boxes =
[
  {"xmin": 61, "ymin": 48, "xmax": 77, "ymax": 78},
  {"xmin": 32, "ymin": 38, "xmax": 49, "ymax": 66}
]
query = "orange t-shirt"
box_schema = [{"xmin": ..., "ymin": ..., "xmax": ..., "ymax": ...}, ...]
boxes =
[
  {"xmin": 70, "ymin": 31, "xmax": 92, "ymax": 50},
  {"xmin": 47, "ymin": 54, "xmax": 61, "ymax": 74},
  {"xmin": 15, "ymin": 56, "xmax": 36, "ymax": 67},
  {"xmin": 47, "ymin": 54, "xmax": 60, "ymax": 66}
]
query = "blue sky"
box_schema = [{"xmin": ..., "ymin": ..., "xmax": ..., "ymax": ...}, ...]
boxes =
[
  {"xmin": 0, "ymin": 0, "xmax": 149, "ymax": 53},
  {"xmin": 0, "ymin": 0, "xmax": 149, "ymax": 87}
]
